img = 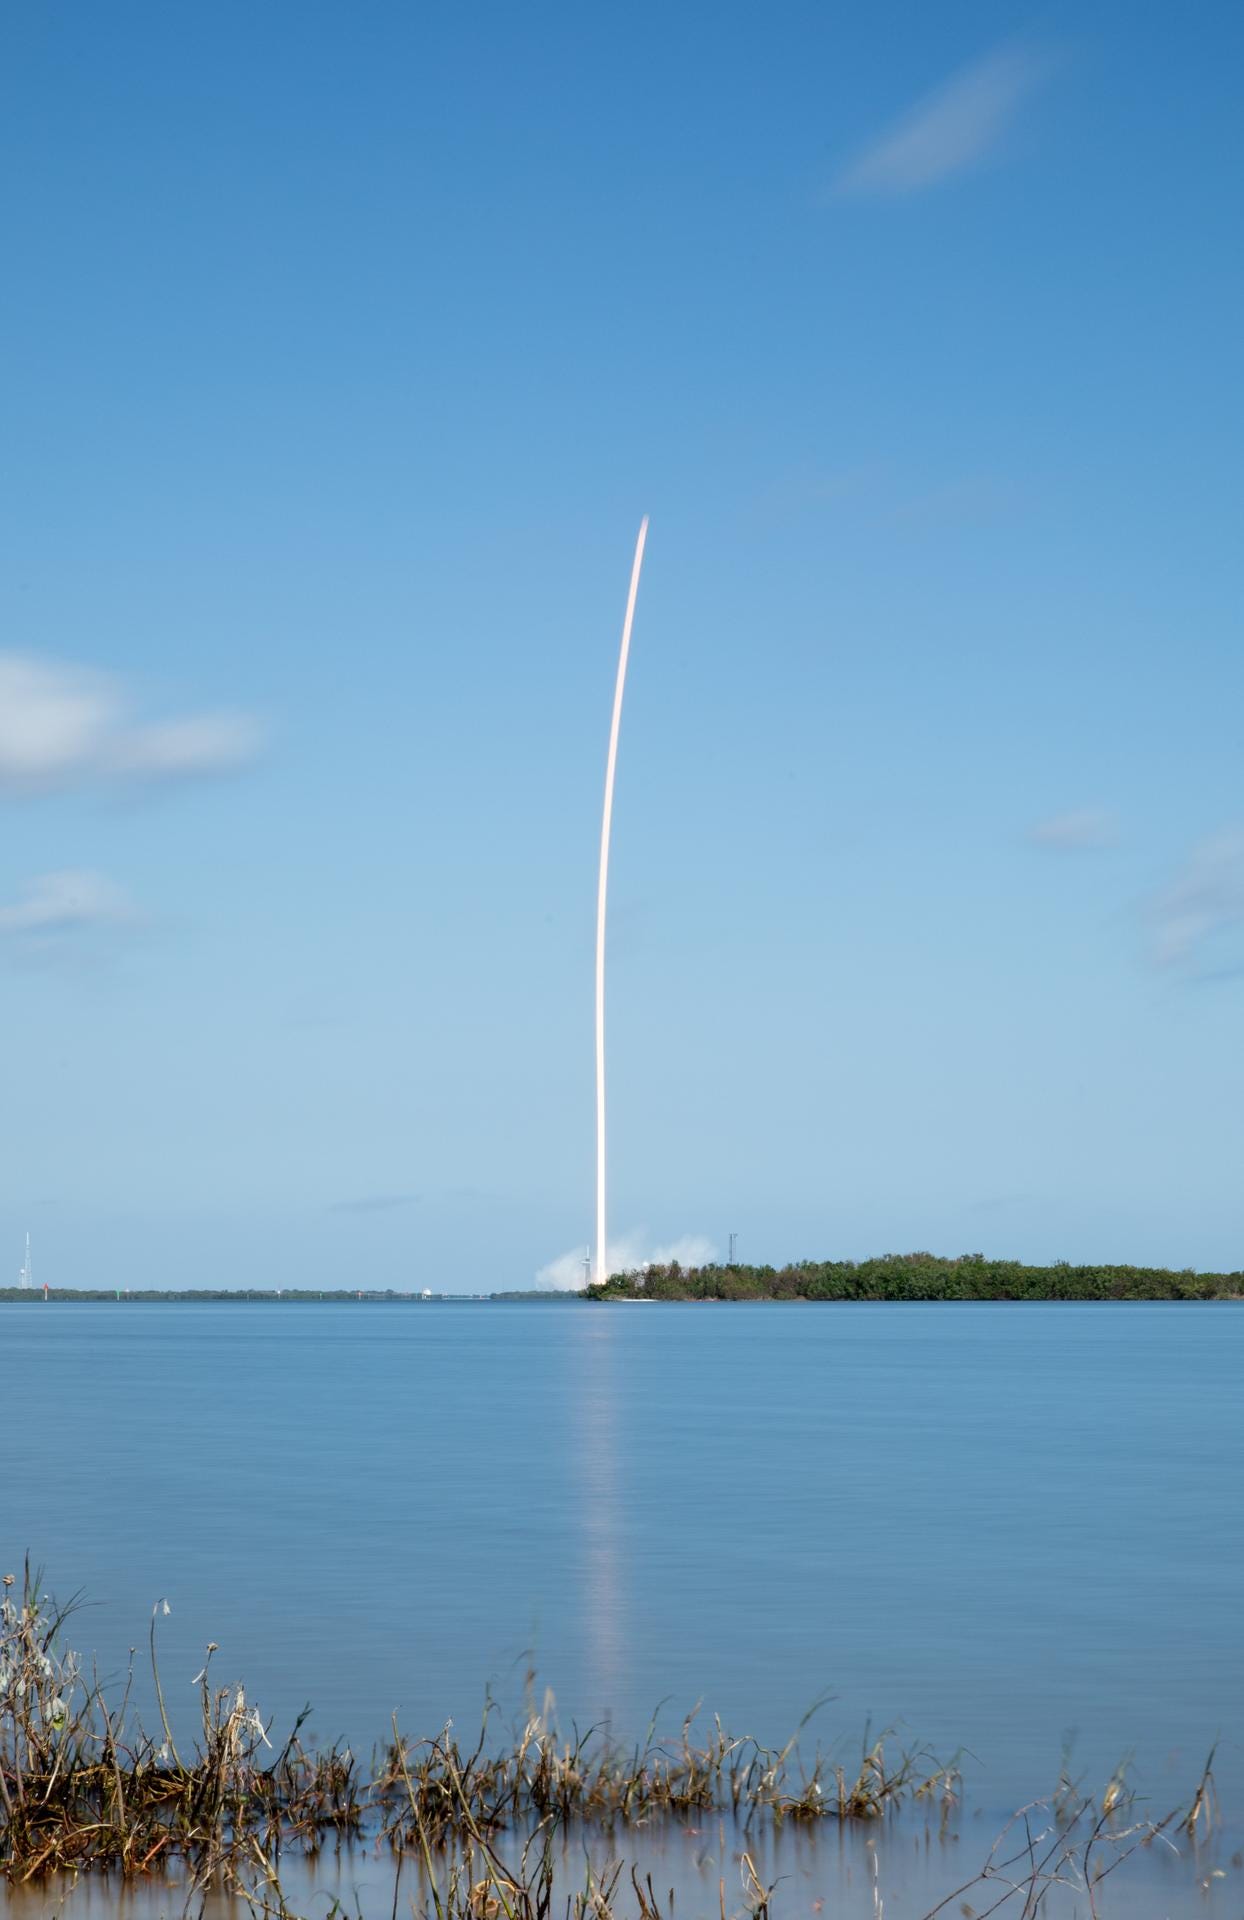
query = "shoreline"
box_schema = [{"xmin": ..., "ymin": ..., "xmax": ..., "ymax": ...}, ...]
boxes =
[{"xmin": 6, "ymin": 1252, "xmax": 1244, "ymax": 1306}]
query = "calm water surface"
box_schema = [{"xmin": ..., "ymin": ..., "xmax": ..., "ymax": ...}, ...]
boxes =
[{"xmin": 3, "ymin": 1302, "xmax": 1240, "ymax": 1821}]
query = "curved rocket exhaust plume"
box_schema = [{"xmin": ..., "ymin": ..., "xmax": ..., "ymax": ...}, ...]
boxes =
[{"xmin": 595, "ymin": 518, "xmax": 649, "ymax": 1285}]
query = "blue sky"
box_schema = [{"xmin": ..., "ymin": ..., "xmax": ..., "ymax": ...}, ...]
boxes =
[{"xmin": 2, "ymin": 2, "xmax": 1242, "ymax": 1290}]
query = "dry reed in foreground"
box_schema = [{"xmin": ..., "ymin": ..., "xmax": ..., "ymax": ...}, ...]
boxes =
[{"xmin": 0, "ymin": 1569, "xmax": 1223, "ymax": 1918}]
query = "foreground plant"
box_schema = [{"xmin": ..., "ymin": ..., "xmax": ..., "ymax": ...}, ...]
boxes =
[{"xmin": 0, "ymin": 1572, "xmax": 1222, "ymax": 1918}]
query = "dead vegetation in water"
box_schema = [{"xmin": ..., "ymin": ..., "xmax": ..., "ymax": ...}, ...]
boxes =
[
  {"xmin": 0, "ymin": 1569, "xmax": 365, "ymax": 1892},
  {"xmin": 0, "ymin": 1571, "xmax": 1226, "ymax": 1917},
  {"xmin": 918, "ymin": 1789, "xmax": 1188, "ymax": 1920},
  {"xmin": 0, "ymin": 1571, "xmax": 958, "ymax": 1892},
  {"xmin": 374, "ymin": 1694, "xmax": 959, "ymax": 1849}
]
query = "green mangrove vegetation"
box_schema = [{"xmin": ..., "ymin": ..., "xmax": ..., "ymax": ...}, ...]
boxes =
[{"xmin": 588, "ymin": 1251, "xmax": 1244, "ymax": 1302}]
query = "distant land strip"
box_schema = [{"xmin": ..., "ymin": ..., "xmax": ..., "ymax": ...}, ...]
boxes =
[{"xmin": 2, "ymin": 1253, "xmax": 1243, "ymax": 1302}]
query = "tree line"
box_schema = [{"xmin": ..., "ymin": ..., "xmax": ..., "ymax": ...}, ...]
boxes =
[{"xmin": 588, "ymin": 1252, "xmax": 1244, "ymax": 1301}]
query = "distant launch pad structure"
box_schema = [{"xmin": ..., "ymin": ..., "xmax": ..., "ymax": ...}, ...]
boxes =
[{"xmin": 595, "ymin": 519, "xmax": 649, "ymax": 1286}]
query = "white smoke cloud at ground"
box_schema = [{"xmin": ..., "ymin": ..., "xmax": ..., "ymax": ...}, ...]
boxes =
[{"xmin": 536, "ymin": 1231, "xmax": 719, "ymax": 1291}]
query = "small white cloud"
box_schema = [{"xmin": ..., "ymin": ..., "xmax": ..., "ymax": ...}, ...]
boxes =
[
  {"xmin": 536, "ymin": 1229, "xmax": 719, "ymax": 1291},
  {"xmin": 833, "ymin": 45, "xmax": 1052, "ymax": 198},
  {"xmin": 0, "ymin": 657, "xmax": 115, "ymax": 787},
  {"xmin": 1030, "ymin": 808, "xmax": 1119, "ymax": 851},
  {"xmin": 0, "ymin": 869, "xmax": 133, "ymax": 937},
  {"xmin": 1149, "ymin": 831, "xmax": 1244, "ymax": 968},
  {"xmin": 0, "ymin": 653, "xmax": 263, "ymax": 794}
]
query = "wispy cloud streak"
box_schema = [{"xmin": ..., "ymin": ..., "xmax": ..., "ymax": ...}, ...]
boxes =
[
  {"xmin": 0, "ymin": 654, "xmax": 263, "ymax": 794},
  {"xmin": 1149, "ymin": 830, "xmax": 1244, "ymax": 968},
  {"xmin": 327, "ymin": 1193, "xmax": 419, "ymax": 1215},
  {"xmin": 833, "ymin": 45, "xmax": 1052, "ymax": 197},
  {"xmin": 0, "ymin": 869, "xmax": 133, "ymax": 938},
  {"xmin": 1030, "ymin": 808, "xmax": 1119, "ymax": 851}
]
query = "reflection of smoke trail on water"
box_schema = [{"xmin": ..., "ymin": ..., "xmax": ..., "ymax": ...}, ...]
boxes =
[
  {"xmin": 582, "ymin": 524, "xmax": 644, "ymax": 1707},
  {"xmin": 571, "ymin": 1312, "xmax": 624, "ymax": 1706}
]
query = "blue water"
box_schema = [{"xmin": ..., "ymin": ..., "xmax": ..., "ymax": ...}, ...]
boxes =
[{"xmin": 3, "ymin": 1301, "xmax": 1240, "ymax": 1820}]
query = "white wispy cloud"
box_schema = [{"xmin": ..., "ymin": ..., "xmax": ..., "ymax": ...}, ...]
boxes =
[
  {"xmin": 832, "ymin": 45, "xmax": 1052, "ymax": 198},
  {"xmin": 0, "ymin": 869, "xmax": 133, "ymax": 938},
  {"xmin": 536, "ymin": 1230, "xmax": 719, "ymax": 1292},
  {"xmin": 0, "ymin": 654, "xmax": 263, "ymax": 794},
  {"xmin": 107, "ymin": 714, "xmax": 261, "ymax": 779},
  {"xmin": 1149, "ymin": 831, "xmax": 1244, "ymax": 968},
  {"xmin": 1030, "ymin": 808, "xmax": 1119, "ymax": 851},
  {"xmin": 327, "ymin": 1193, "xmax": 420, "ymax": 1215}
]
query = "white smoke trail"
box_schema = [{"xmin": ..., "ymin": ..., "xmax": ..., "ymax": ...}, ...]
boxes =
[
  {"xmin": 537, "ymin": 1231, "xmax": 718, "ymax": 1293},
  {"xmin": 595, "ymin": 519, "xmax": 649, "ymax": 1285}
]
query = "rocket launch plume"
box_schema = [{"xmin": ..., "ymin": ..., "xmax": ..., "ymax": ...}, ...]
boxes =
[{"xmin": 595, "ymin": 519, "xmax": 649, "ymax": 1285}]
